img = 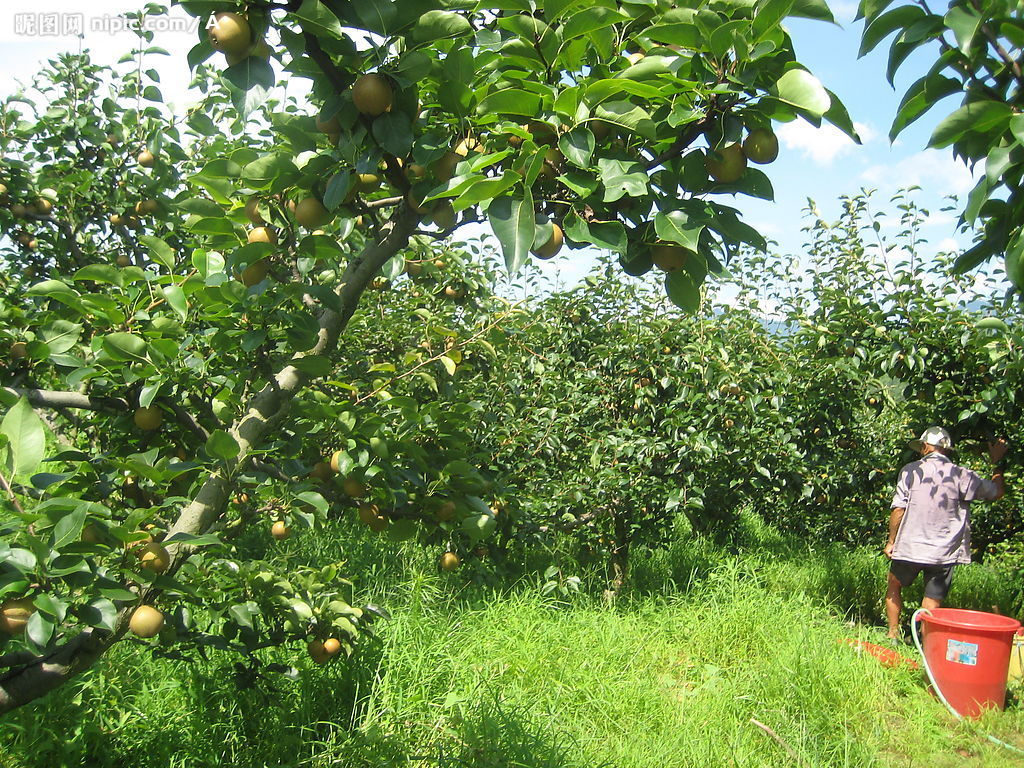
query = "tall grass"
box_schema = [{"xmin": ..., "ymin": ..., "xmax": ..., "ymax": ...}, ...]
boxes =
[{"xmin": 0, "ymin": 520, "xmax": 1021, "ymax": 767}]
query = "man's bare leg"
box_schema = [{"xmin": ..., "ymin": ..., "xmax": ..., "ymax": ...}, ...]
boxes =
[
  {"xmin": 886, "ymin": 572, "xmax": 904, "ymax": 639},
  {"xmin": 921, "ymin": 596, "xmax": 942, "ymax": 611}
]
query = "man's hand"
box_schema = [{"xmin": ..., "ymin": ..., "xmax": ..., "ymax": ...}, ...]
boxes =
[
  {"xmin": 988, "ymin": 438, "xmax": 1009, "ymax": 464},
  {"xmin": 883, "ymin": 542, "xmax": 894, "ymax": 559}
]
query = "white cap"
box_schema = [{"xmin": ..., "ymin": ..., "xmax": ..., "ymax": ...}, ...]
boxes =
[{"xmin": 909, "ymin": 426, "xmax": 952, "ymax": 452}]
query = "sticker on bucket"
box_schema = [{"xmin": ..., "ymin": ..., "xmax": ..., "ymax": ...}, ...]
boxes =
[{"xmin": 946, "ymin": 639, "xmax": 979, "ymax": 666}]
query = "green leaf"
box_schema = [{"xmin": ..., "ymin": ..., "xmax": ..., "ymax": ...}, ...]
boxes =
[
  {"xmin": 615, "ymin": 55, "xmax": 674, "ymax": 82},
  {"xmin": 1005, "ymin": 230, "xmax": 1024, "ymax": 290},
  {"xmin": 292, "ymin": 0, "xmax": 345, "ymax": 38},
  {"xmin": 822, "ymin": 90, "xmax": 860, "ymax": 143},
  {"xmin": 560, "ymin": 127, "xmax": 595, "ymax": 168},
  {"xmin": 929, "ymin": 101, "xmax": 1013, "ymax": 149},
  {"xmin": 187, "ymin": 40, "xmax": 215, "ymax": 70},
  {"xmin": 222, "ymin": 57, "xmax": 275, "ymax": 118},
  {"xmin": 451, "ymin": 172, "xmax": 522, "ymax": 211},
  {"xmin": 477, "ymin": 89, "xmax": 542, "ymax": 118},
  {"xmin": 559, "ymin": 7, "xmax": 629, "ymax": 42},
  {"xmin": 292, "ymin": 355, "xmax": 333, "ymax": 376},
  {"xmin": 943, "ymin": 6, "xmax": 982, "ymax": 54},
  {"xmin": 177, "ymin": 197, "xmax": 225, "ymax": 217},
  {"xmin": 859, "ymin": 5, "xmax": 926, "ymax": 57},
  {"xmin": 27, "ymin": 280, "xmax": 80, "ymax": 303},
  {"xmin": 974, "ymin": 317, "xmax": 1009, "ymax": 333},
  {"xmin": 228, "ymin": 602, "xmax": 256, "ymax": 629},
  {"xmin": 101, "ymin": 333, "xmax": 149, "ymax": 363},
  {"xmin": 32, "ymin": 593, "xmax": 67, "ymax": 622},
  {"xmin": 193, "ymin": 249, "xmax": 226, "ymax": 277},
  {"xmin": 598, "ymin": 158, "xmax": 649, "ymax": 202},
  {"xmin": 296, "ymin": 490, "xmax": 328, "ymax": 514},
  {"xmin": 439, "ymin": 355, "xmax": 457, "ymax": 376},
  {"xmin": 488, "ymin": 195, "xmax": 536, "ymax": 273},
  {"xmin": 26, "ymin": 611, "xmax": 54, "ymax": 650},
  {"xmin": 40, "ymin": 321, "xmax": 82, "ymax": 355},
  {"xmin": 646, "ymin": 21, "xmax": 701, "ymax": 50},
  {"xmin": 889, "ymin": 74, "xmax": 962, "ymax": 141},
  {"xmin": 139, "ymin": 382, "xmax": 161, "ymax": 409},
  {"xmin": 205, "ymin": 430, "xmax": 240, "ymax": 461},
  {"xmin": 370, "ymin": 437, "xmax": 389, "ymax": 459},
  {"xmin": 52, "ymin": 507, "xmax": 86, "ymax": 550},
  {"xmin": 752, "ymin": 0, "xmax": 796, "ymax": 40},
  {"xmin": 665, "ymin": 270, "xmax": 702, "ymax": 312},
  {"xmin": 73, "ymin": 264, "xmax": 123, "ymax": 286},
  {"xmin": 163, "ymin": 285, "xmax": 188, "ymax": 321},
  {"xmin": 594, "ymin": 101, "xmax": 656, "ymax": 138},
  {"xmin": 95, "ymin": 579, "xmax": 137, "ymax": 602},
  {"xmin": 773, "ymin": 69, "xmax": 830, "ymax": 118},
  {"xmin": 242, "ymin": 154, "xmax": 300, "ymax": 189},
  {"xmin": 1010, "ymin": 113, "xmax": 1024, "ymax": 146},
  {"xmin": 564, "ymin": 215, "xmax": 627, "ymax": 253},
  {"xmin": 461, "ymin": 513, "xmax": 497, "ymax": 542},
  {"xmin": 790, "ymin": 0, "xmax": 835, "ymax": 22},
  {"xmin": 412, "ymin": 10, "xmax": 472, "ymax": 42},
  {"xmin": 139, "ymin": 235, "xmax": 176, "ymax": 272},
  {"xmin": 372, "ymin": 111, "xmax": 414, "ymax": 157},
  {"xmin": 2, "ymin": 398, "xmax": 46, "ymax": 478},
  {"xmin": 952, "ymin": 239, "xmax": 994, "ymax": 274},
  {"xmin": 80, "ymin": 598, "xmax": 117, "ymax": 632},
  {"xmin": 655, "ymin": 211, "xmax": 703, "ymax": 250},
  {"xmin": 323, "ymin": 171, "xmax": 353, "ymax": 211}
]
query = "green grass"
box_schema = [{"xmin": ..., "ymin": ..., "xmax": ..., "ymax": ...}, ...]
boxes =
[{"xmin": 1, "ymin": 523, "xmax": 1022, "ymax": 767}]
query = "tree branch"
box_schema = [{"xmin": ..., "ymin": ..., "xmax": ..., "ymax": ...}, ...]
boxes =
[
  {"xmin": 5, "ymin": 387, "xmax": 210, "ymax": 442},
  {"xmin": 302, "ymin": 32, "xmax": 353, "ymax": 93},
  {"xmin": 0, "ymin": 469, "xmax": 25, "ymax": 514},
  {"xmin": 0, "ymin": 624, "xmax": 125, "ymax": 714},
  {"xmin": 365, "ymin": 195, "xmax": 404, "ymax": 210},
  {"xmin": 647, "ymin": 115, "xmax": 712, "ymax": 170},
  {"xmin": 977, "ymin": 20, "xmax": 1024, "ymax": 87},
  {"xmin": 169, "ymin": 402, "xmax": 210, "ymax": 442},
  {"xmin": 0, "ymin": 208, "xmax": 422, "ymax": 713},
  {"xmin": 3, "ymin": 387, "xmax": 128, "ymax": 412}
]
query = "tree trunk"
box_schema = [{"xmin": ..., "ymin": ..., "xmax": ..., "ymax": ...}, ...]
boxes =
[
  {"xmin": 0, "ymin": 207, "xmax": 421, "ymax": 715},
  {"xmin": 606, "ymin": 508, "xmax": 631, "ymax": 598}
]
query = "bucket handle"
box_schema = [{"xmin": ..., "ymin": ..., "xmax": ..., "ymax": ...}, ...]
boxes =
[{"xmin": 911, "ymin": 607, "xmax": 1024, "ymax": 755}]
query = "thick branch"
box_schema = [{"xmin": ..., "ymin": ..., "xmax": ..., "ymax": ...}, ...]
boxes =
[
  {"xmin": 0, "ymin": 624, "xmax": 125, "ymax": 715},
  {"xmin": 302, "ymin": 32, "xmax": 353, "ymax": 92},
  {"xmin": 170, "ymin": 402, "xmax": 210, "ymax": 442},
  {"xmin": 3, "ymin": 387, "xmax": 129, "ymax": 412},
  {"xmin": 0, "ymin": 210, "xmax": 422, "ymax": 714},
  {"xmin": 647, "ymin": 115, "xmax": 712, "ymax": 170},
  {"xmin": 164, "ymin": 205, "xmax": 422, "ymax": 544},
  {"xmin": 6, "ymin": 387, "xmax": 208, "ymax": 442}
]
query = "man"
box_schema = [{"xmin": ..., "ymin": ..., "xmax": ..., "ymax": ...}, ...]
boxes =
[{"xmin": 883, "ymin": 427, "xmax": 1008, "ymax": 642}]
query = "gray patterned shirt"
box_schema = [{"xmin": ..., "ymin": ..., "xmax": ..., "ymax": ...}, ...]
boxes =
[{"xmin": 890, "ymin": 452, "xmax": 1000, "ymax": 565}]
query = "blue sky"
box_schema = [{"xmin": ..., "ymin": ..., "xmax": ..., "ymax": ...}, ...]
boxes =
[{"xmin": 0, "ymin": 2, "xmax": 981, "ymax": 291}]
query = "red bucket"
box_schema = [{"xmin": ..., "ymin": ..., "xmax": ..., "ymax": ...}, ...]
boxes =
[{"xmin": 916, "ymin": 608, "xmax": 1022, "ymax": 718}]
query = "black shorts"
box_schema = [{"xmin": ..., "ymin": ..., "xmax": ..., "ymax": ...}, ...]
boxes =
[{"xmin": 889, "ymin": 560, "xmax": 956, "ymax": 601}]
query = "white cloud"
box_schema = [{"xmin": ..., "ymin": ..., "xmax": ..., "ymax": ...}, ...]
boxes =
[
  {"xmin": 829, "ymin": 1, "xmax": 861, "ymax": 25},
  {"xmin": 922, "ymin": 211, "xmax": 958, "ymax": 229},
  {"xmin": 748, "ymin": 219, "xmax": 782, "ymax": 237},
  {"xmin": 861, "ymin": 149, "xmax": 979, "ymax": 197},
  {"xmin": 777, "ymin": 118, "xmax": 874, "ymax": 166}
]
